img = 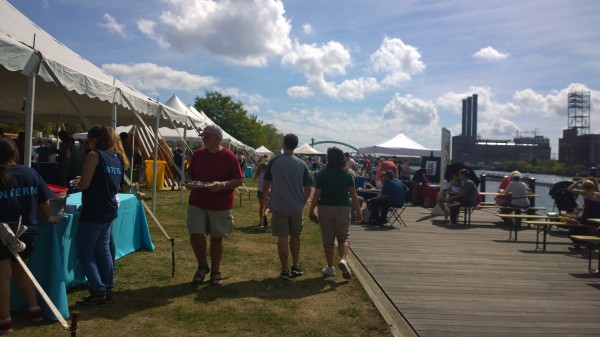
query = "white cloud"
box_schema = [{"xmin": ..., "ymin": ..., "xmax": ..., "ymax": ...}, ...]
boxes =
[
  {"xmin": 137, "ymin": 19, "xmax": 170, "ymax": 48},
  {"xmin": 218, "ymin": 87, "xmax": 266, "ymax": 114},
  {"xmin": 303, "ymin": 23, "xmax": 313, "ymax": 35},
  {"xmin": 42, "ymin": 0, "xmax": 49, "ymax": 9},
  {"xmin": 100, "ymin": 13, "xmax": 127, "ymax": 39},
  {"xmin": 513, "ymin": 83, "xmax": 600, "ymax": 118},
  {"xmin": 370, "ymin": 37, "xmax": 425, "ymax": 86},
  {"xmin": 473, "ymin": 46, "xmax": 509, "ymax": 60},
  {"xmin": 383, "ymin": 94, "xmax": 439, "ymax": 130},
  {"xmin": 146, "ymin": 0, "xmax": 292, "ymax": 66},
  {"xmin": 287, "ymin": 86, "xmax": 314, "ymax": 98},
  {"xmin": 282, "ymin": 40, "xmax": 381, "ymax": 100},
  {"xmin": 101, "ymin": 62, "xmax": 218, "ymax": 95}
]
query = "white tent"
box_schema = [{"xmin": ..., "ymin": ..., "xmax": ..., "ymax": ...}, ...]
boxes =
[
  {"xmin": 294, "ymin": 143, "xmax": 322, "ymax": 155},
  {"xmin": 255, "ymin": 145, "xmax": 274, "ymax": 156},
  {"xmin": 358, "ymin": 132, "xmax": 440, "ymax": 157},
  {"xmin": 73, "ymin": 126, "xmax": 202, "ymax": 143}
]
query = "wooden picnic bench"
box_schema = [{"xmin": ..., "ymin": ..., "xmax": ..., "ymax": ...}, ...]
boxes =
[
  {"xmin": 522, "ymin": 220, "xmax": 583, "ymax": 251},
  {"xmin": 494, "ymin": 214, "xmax": 560, "ymax": 241},
  {"xmin": 570, "ymin": 235, "xmax": 600, "ymax": 273}
]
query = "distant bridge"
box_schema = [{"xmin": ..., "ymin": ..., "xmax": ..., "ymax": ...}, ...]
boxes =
[{"xmin": 311, "ymin": 140, "xmax": 359, "ymax": 153}]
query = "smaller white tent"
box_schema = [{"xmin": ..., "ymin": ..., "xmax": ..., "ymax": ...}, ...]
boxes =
[
  {"xmin": 358, "ymin": 132, "xmax": 440, "ymax": 157},
  {"xmin": 255, "ymin": 145, "xmax": 274, "ymax": 156},
  {"xmin": 73, "ymin": 126, "xmax": 202, "ymax": 143},
  {"xmin": 294, "ymin": 143, "xmax": 322, "ymax": 155}
]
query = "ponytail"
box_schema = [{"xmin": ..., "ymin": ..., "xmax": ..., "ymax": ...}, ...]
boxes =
[{"xmin": 0, "ymin": 136, "xmax": 18, "ymax": 190}]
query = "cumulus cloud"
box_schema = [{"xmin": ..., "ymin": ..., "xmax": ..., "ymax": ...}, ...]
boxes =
[
  {"xmin": 142, "ymin": 0, "xmax": 292, "ymax": 66},
  {"xmin": 137, "ymin": 19, "xmax": 170, "ymax": 48},
  {"xmin": 282, "ymin": 40, "xmax": 381, "ymax": 100},
  {"xmin": 100, "ymin": 13, "xmax": 127, "ymax": 39},
  {"xmin": 287, "ymin": 86, "xmax": 314, "ymax": 98},
  {"xmin": 370, "ymin": 37, "xmax": 425, "ymax": 86},
  {"xmin": 383, "ymin": 94, "xmax": 439, "ymax": 130},
  {"xmin": 102, "ymin": 62, "xmax": 218, "ymax": 95},
  {"xmin": 473, "ymin": 46, "xmax": 509, "ymax": 60},
  {"xmin": 303, "ymin": 23, "xmax": 313, "ymax": 35},
  {"xmin": 513, "ymin": 83, "xmax": 600, "ymax": 118}
]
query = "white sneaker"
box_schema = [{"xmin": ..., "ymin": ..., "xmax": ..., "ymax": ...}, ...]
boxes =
[
  {"xmin": 321, "ymin": 266, "xmax": 336, "ymax": 277},
  {"xmin": 338, "ymin": 259, "xmax": 352, "ymax": 279}
]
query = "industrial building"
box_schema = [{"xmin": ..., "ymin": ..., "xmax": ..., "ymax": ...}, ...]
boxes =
[
  {"xmin": 452, "ymin": 93, "xmax": 551, "ymax": 166},
  {"xmin": 558, "ymin": 91, "xmax": 600, "ymax": 167}
]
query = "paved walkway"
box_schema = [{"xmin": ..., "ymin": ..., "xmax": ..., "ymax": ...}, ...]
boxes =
[{"xmin": 349, "ymin": 205, "xmax": 600, "ymax": 337}]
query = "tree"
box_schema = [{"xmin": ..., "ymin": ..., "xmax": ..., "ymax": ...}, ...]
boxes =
[{"xmin": 194, "ymin": 91, "xmax": 285, "ymax": 151}]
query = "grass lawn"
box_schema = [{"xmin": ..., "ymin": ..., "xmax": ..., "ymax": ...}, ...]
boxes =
[{"xmin": 13, "ymin": 179, "xmax": 390, "ymax": 337}]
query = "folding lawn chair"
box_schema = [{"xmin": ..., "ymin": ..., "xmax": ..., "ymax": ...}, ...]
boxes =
[{"xmin": 386, "ymin": 204, "xmax": 407, "ymax": 227}]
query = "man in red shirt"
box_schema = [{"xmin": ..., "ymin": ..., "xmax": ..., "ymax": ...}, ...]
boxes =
[{"xmin": 186, "ymin": 125, "xmax": 243, "ymax": 286}]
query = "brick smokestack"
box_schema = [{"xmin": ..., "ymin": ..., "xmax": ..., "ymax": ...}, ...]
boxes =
[
  {"xmin": 472, "ymin": 94, "xmax": 478, "ymax": 139},
  {"xmin": 462, "ymin": 99, "xmax": 467, "ymax": 136}
]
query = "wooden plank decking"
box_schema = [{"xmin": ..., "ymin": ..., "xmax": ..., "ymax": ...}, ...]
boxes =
[{"xmin": 350, "ymin": 205, "xmax": 600, "ymax": 337}]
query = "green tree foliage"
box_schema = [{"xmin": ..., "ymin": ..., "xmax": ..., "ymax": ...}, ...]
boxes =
[{"xmin": 194, "ymin": 91, "xmax": 284, "ymax": 152}]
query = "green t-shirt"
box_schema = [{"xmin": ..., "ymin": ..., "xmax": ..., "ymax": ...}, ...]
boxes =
[{"xmin": 315, "ymin": 167, "xmax": 355, "ymax": 207}]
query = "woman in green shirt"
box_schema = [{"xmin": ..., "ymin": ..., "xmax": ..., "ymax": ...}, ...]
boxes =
[{"xmin": 309, "ymin": 147, "xmax": 362, "ymax": 279}]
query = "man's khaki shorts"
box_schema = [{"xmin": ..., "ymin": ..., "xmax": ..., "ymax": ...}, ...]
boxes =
[
  {"xmin": 270, "ymin": 211, "xmax": 303, "ymax": 237},
  {"xmin": 187, "ymin": 205, "xmax": 234, "ymax": 238}
]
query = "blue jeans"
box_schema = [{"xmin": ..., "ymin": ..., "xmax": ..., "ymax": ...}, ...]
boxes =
[{"xmin": 77, "ymin": 221, "xmax": 114, "ymax": 295}]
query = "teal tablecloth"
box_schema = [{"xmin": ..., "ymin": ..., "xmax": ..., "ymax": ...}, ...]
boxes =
[{"xmin": 10, "ymin": 192, "xmax": 154, "ymax": 320}]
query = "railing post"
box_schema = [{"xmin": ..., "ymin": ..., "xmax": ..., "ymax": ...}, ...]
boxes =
[
  {"xmin": 527, "ymin": 177, "xmax": 536, "ymax": 211},
  {"xmin": 480, "ymin": 173, "xmax": 486, "ymax": 202}
]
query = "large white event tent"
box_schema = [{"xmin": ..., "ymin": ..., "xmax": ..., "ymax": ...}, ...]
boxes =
[
  {"xmin": 255, "ymin": 145, "xmax": 274, "ymax": 156},
  {"xmin": 0, "ymin": 0, "xmax": 198, "ymax": 166},
  {"xmin": 358, "ymin": 132, "xmax": 440, "ymax": 157},
  {"xmin": 294, "ymin": 143, "xmax": 322, "ymax": 155}
]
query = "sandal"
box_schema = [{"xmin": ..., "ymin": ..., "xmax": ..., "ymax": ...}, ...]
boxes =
[
  {"xmin": 192, "ymin": 266, "xmax": 210, "ymax": 283},
  {"xmin": 209, "ymin": 272, "xmax": 223, "ymax": 286}
]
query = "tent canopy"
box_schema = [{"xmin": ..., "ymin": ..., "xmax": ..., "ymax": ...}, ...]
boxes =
[
  {"xmin": 294, "ymin": 143, "xmax": 322, "ymax": 155},
  {"xmin": 0, "ymin": 0, "xmax": 190, "ymax": 127},
  {"xmin": 255, "ymin": 145, "xmax": 274, "ymax": 156},
  {"xmin": 358, "ymin": 132, "xmax": 440, "ymax": 157}
]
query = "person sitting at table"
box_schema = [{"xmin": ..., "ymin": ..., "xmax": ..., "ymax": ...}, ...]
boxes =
[
  {"xmin": 76, "ymin": 125, "xmax": 124, "ymax": 306},
  {"xmin": 367, "ymin": 170, "xmax": 407, "ymax": 226},
  {"xmin": 502, "ymin": 171, "xmax": 531, "ymax": 211},
  {"xmin": 494, "ymin": 174, "xmax": 512, "ymax": 207},
  {"xmin": 566, "ymin": 179, "xmax": 600, "ymax": 249},
  {"xmin": 437, "ymin": 173, "xmax": 461, "ymax": 221},
  {"xmin": 0, "ymin": 136, "xmax": 52, "ymax": 334},
  {"xmin": 411, "ymin": 166, "xmax": 431, "ymax": 206},
  {"xmin": 446, "ymin": 169, "xmax": 478, "ymax": 225}
]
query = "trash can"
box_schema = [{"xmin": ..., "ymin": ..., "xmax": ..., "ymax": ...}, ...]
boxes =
[
  {"xmin": 244, "ymin": 166, "xmax": 254, "ymax": 178},
  {"xmin": 145, "ymin": 160, "xmax": 166, "ymax": 189}
]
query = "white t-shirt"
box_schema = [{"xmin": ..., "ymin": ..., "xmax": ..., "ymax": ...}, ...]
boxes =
[{"xmin": 504, "ymin": 181, "xmax": 530, "ymax": 207}]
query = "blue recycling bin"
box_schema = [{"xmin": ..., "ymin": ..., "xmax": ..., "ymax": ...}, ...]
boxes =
[{"xmin": 244, "ymin": 166, "xmax": 254, "ymax": 178}]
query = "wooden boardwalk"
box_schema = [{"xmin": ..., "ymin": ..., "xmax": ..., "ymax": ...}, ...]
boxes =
[{"xmin": 350, "ymin": 206, "xmax": 600, "ymax": 337}]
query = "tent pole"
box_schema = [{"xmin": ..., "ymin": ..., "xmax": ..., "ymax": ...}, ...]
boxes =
[
  {"xmin": 23, "ymin": 61, "xmax": 40, "ymax": 168},
  {"xmin": 151, "ymin": 109, "xmax": 160, "ymax": 213},
  {"xmin": 130, "ymin": 124, "xmax": 136, "ymax": 181},
  {"xmin": 111, "ymin": 103, "xmax": 117, "ymax": 129},
  {"xmin": 180, "ymin": 127, "xmax": 186, "ymax": 203}
]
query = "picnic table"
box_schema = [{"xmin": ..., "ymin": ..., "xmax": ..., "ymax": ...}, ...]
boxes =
[
  {"xmin": 522, "ymin": 220, "xmax": 583, "ymax": 251},
  {"xmin": 570, "ymin": 235, "xmax": 600, "ymax": 273},
  {"xmin": 494, "ymin": 214, "xmax": 560, "ymax": 241}
]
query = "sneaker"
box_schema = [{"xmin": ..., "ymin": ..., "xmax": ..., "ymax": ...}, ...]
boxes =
[
  {"xmin": 449, "ymin": 201, "xmax": 461, "ymax": 207},
  {"xmin": 291, "ymin": 265, "xmax": 304, "ymax": 276},
  {"xmin": 29, "ymin": 306, "xmax": 43, "ymax": 322},
  {"xmin": 338, "ymin": 260, "xmax": 352, "ymax": 279},
  {"xmin": 0, "ymin": 318, "xmax": 13, "ymax": 334},
  {"xmin": 279, "ymin": 269, "xmax": 290, "ymax": 280},
  {"xmin": 76, "ymin": 294, "xmax": 107, "ymax": 307},
  {"xmin": 321, "ymin": 266, "xmax": 336, "ymax": 277}
]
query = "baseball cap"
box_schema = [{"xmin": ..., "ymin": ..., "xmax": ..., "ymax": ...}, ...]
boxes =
[{"xmin": 199, "ymin": 124, "xmax": 223, "ymax": 138}]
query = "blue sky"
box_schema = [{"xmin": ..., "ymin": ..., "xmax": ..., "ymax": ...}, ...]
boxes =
[{"xmin": 7, "ymin": 0, "xmax": 600, "ymax": 156}]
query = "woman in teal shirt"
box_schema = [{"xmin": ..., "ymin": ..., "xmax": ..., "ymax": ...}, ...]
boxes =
[{"xmin": 309, "ymin": 147, "xmax": 362, "ymax": 279}]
